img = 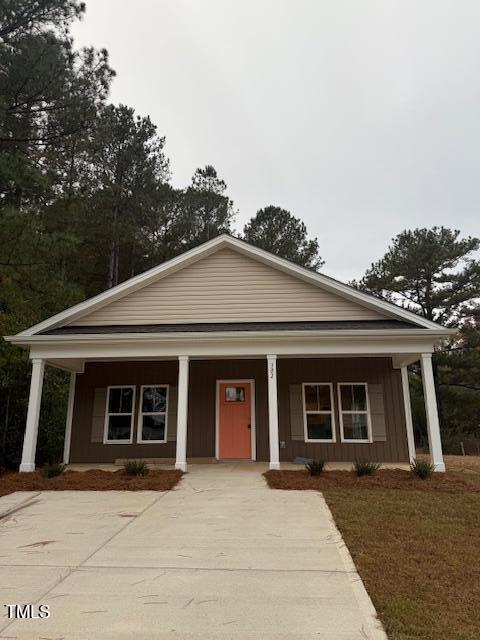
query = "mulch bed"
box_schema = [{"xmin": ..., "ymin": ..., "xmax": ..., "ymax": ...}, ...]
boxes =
[
  {"xmin": 264, "ymin": 469, "xmax": 480, "ymax": 493},
  {"xmin": 0, "ymin": 469, "xmax": 183, "ymax": 497}
]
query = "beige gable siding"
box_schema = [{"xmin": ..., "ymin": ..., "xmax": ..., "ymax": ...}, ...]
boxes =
[{"xmin": 70, "ymin": 248, "xmax": 386, "ymax": 326}]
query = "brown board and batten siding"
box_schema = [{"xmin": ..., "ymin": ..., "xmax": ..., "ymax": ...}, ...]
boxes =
[
  {"xmin": 69, "ymin": 357, "xmax": 409, "ymax": 464},
  {"xmin": 70, "ymin": 361, "xmax": 179, "ymax": 463},
  {"xmin": 69, "ymin": 359, "xmax": 270, "ymax": 464},
  {"xmin": 277, "ymin": 357, "xmax": 409, "ymax": 462}
]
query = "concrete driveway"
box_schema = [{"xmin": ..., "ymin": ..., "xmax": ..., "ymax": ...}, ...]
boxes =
[{"xmin": 0, "ymin": 464, "xmax": 386, "ymax": 639}]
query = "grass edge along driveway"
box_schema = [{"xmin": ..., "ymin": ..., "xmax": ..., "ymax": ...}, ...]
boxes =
[{"xmin": 265, "ymin": 457, "xmax": 480, "ymax": 640}]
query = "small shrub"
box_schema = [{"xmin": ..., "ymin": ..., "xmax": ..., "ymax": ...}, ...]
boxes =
[
  {"xmin": 354, "ymin": 461, "xmax": 380, "ymax": 476},
  {"xmin": 124, "ymin": 460, "xmax": 149, "ymax": 476},
  {"xmin": 410, "ymin": 459, "xmax": 435, "ymax": 479},
  {"xmin": 41, "ymin": 463, "xmax": 66, "ymax": 478},
  {"xmin": 305, "ymin": 460, "xmax": 325, "ymax": 476}
]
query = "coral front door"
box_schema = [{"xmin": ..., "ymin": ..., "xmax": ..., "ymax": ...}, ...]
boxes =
[{"xmin": 218, "ymin": 381, "xmax": 252, "ymax": 459}]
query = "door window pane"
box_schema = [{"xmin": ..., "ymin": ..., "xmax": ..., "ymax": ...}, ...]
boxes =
[{"xmin": 225, "ymin": 386, "xmax": 245, "ymax": 402}]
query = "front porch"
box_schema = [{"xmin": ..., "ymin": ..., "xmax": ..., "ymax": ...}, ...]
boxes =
[
  {"xmin": 65, "ymin": 461, "xmax": 412, "ymax": 472},
  {"xmin": 18, "ymin": 351, "xmax": 446, "ymax": 473},
  {"xmin": 6, "ymin": 235, "xmax": 451, "ymax": 475}
]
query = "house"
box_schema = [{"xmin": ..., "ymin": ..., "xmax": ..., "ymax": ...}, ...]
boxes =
[{"xmin": 6, "ymin": 235, "xmax": 454, "ymax": 472}]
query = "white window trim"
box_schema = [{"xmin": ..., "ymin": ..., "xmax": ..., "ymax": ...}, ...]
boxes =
[
  {"xmin": 338, "ymin": 382, "xmax": 372, "ymax": 443},
  {"xmin": 103, "ymin": 385, "xmax": 136, "ymax": 444},
  {"xmin": 137, "ymin": 384, "xmax": 169, "ymax": 444},
  {"xmin": 302, "ymin": 382, "xmax": 336, "ymax": 443}
]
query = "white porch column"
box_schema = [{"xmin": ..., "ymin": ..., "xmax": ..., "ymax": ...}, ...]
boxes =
[
  {"xmin": 400, "ymin": 366, "xmax": 416, "ymax": 464},
  {"xmin": 175, "ymin": 356, "xmax": 189, "ymax": 472},
  {"xmin": 420, "ymin": 353, "xmax": 446, "ymax": 472},
  {"xmin": 19, "ymin": 358, "xmax": 45, "ymax": 472},
  {"xmin": 267, "ymin": 354, "xmax": 280, "ymax": 470},
  {"xmin": 63, "ymin": 372, "xmax": 77, "ymax": 465}
]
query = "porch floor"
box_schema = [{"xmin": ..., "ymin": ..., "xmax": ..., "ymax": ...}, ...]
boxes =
[{"xmin": 66, "ymin": 460, "xmax": 410, "ymax": 472}]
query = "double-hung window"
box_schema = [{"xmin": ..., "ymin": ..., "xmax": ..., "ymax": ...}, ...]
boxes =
[
  {"xmin": 338, "ymin": 383, "xmax": 371, "ymax": 442},
  {"xmin": 138, "ymin": 385, "xmax": 168, "ymax": 443},
  {"xmin": 302, "ymin": 383, "xmax": 335, "ymax": 442},
  {"xmin": 104, "ymin": 386, "xmax": 135, "ymax": 443}
]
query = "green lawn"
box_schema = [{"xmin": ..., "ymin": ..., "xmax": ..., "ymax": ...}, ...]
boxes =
[{"xmin": 266, "ymin": 456, "xmax": 480, "ymax": 640}]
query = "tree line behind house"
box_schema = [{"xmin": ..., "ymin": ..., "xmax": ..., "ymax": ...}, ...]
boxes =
[{"xmin": 0, "ymin": 1, "xmax": 479, "ymax": 468}]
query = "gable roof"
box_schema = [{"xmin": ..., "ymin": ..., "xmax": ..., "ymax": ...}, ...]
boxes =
[
  {"xmin": 14, "ymin": 234, "xmax": 449, "ymax": 337},
  {"xmin": 66, "ymin": 247, "xmax": 386, "ymax": 326}
]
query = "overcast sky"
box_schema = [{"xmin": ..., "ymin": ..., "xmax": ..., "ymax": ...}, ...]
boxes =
[{"xmin": 73, "ymin": 0, "xmax": 480, "ymax": 281}]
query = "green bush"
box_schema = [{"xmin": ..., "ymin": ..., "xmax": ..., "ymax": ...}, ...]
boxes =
[
  {"xmin": 41, "ymin": 462, "xmax": 66, "ymax": 478},
  {"xmin": 410, "ymin": 459, "xmax": 436, "ymax": 479},
  {"xmin": 305, "ymin": 460, "xmax": 325, "ymax": 476},
  {"xmin": 124, "ymin": 460, "xmax": 149, "ymax": 476},
  {"xmin": 354, "ymin": 461, "xmax": 381, "ymax": 476}
]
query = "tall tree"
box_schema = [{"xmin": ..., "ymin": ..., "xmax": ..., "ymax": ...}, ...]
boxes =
[
  {"xmin": 0, "ymin": 0, "xmax": 113, "ymax": 468},
  {"xmin": 354, "ymin": 227, "xmax": 480, "ymax": 327},
  {"xmin": 355, "ymin": 227, "xmax": 480, "ymax": 449},
  {"xmin": 0, "ymin": 0, "xmax": 85, "ymax": 43},
  {"xmin": 73, "ymin": 104, "xmax": 170, "ymax": 291},
  {"xmin": 0, "ymin": 0, "xmax": 114, "ymax": 285},
  {"xmin": 177, "ymin": 165, "xmax": 235, "ymax": 248},
  {"xmin": 410, "ymin": 306, "xmax": 480, "ymax": 452},
  {"xmin": 0, "ymin": 12, "xmax": 113, "ymax": 154},
  {"xmin": 243, "ymin": 206, "xmax": 323, "ymax": 270},
  {"xmin": 436, "ymin": 307, "xmax": 480, "ymax": 393}
]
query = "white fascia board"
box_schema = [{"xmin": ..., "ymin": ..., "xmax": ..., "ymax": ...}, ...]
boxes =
[
  {"xmin": 9, "ymin": 331, "xmax": 446, "ymax": 363},
  {"xmin": 27, "ymin": 339, "xmax": 441, "ymax": 362},
  {"xmin": 14, "ymin": 234, "xmax": 452, "ymax": 336},
  {"xmin": 5, "ymin": 327, "xmax": 455, "ymax": 348}
]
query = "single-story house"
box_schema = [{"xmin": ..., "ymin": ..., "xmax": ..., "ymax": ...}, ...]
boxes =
[{"xmin": 6, "ymin": 234, "xmax": 454, "ymax": 472}]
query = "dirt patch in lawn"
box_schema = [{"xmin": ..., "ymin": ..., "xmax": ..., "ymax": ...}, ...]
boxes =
[
  {"xmin": 264, "ymin": 468, "xmax": 480, "ymax": 493},
  {"xmin": 0, "ymin": 469, "xmax": 183, "ymax": 496}
]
